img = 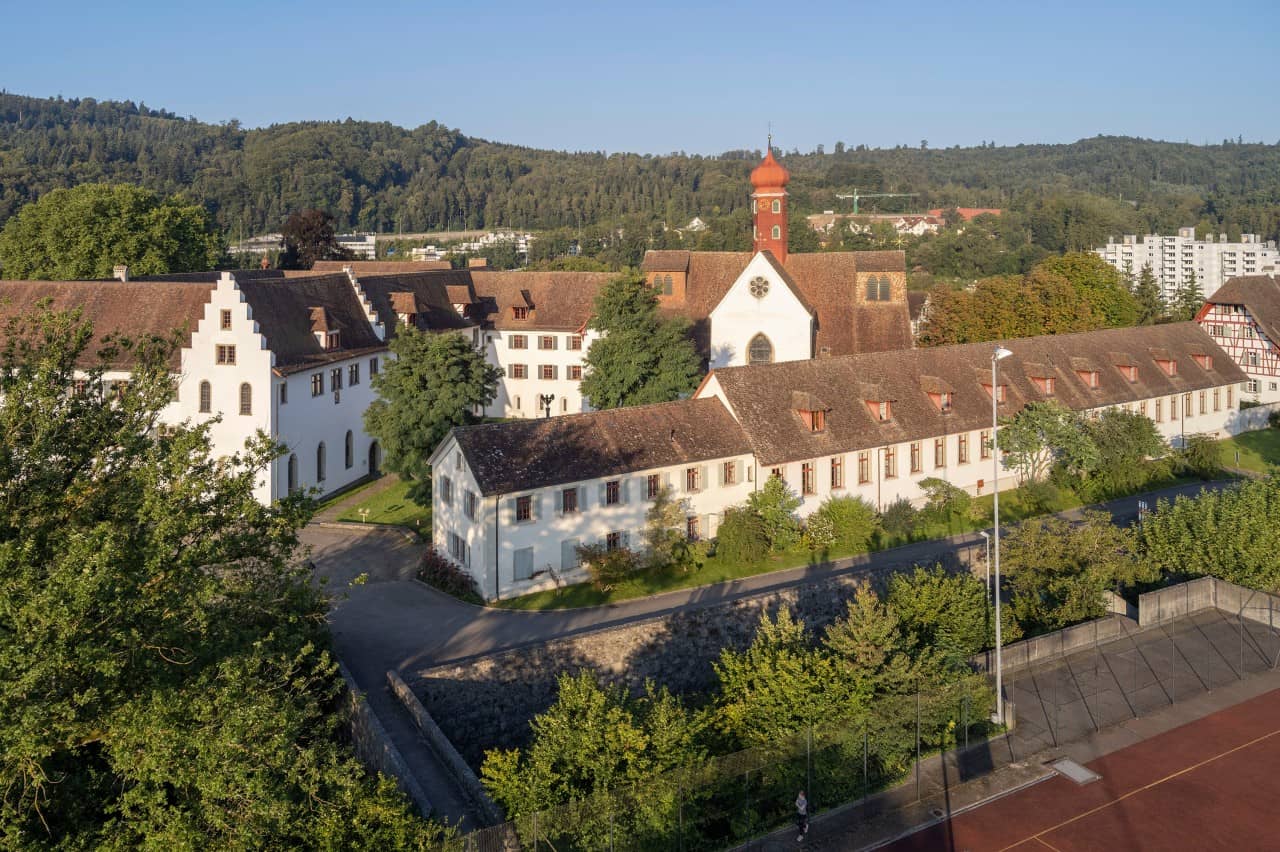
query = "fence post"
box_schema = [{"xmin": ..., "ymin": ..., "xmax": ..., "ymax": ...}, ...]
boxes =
[{"xmin": 915, "ymin": 689, "xmax": 921, "ymax": 801}]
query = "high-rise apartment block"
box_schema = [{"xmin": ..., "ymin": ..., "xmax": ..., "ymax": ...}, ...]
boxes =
[{"xmin": 1096, "ymin": 228, "xmax": 1280, "ymax": 303}]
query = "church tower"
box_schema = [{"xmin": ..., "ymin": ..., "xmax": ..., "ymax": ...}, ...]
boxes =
[{"xmin": 750, "ymin": 139, "xmax": 790, "ymax": 262}]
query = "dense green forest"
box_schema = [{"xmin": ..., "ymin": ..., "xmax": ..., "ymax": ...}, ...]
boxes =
[{"xmin": 4, "ymin": 91, "xmax": 1280, "ymax": 249}]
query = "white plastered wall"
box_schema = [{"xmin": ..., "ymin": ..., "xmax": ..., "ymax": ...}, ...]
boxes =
[{"xmin": 708, "ymin": 252, "xmax": 814, "ymax": 369}]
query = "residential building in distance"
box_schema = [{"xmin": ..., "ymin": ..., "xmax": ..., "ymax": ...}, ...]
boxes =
[
  {"xmin": 926, "ymin": 207, "xmax": 1003, "ymax": 221},
  {"xmin": 432, "ymin": 322, "xmax": 1248, "ymax": 600},
  {"xmin": 335, "ymin": 233, "xmax": 378, "ymax": 259},
  {"xmin": 1096, "ymin": 228, "xmax": 1280, "ymax": 303},
  {"xmin": 1198, "ymin": 274, "xmax": 1280, "ymax": 403}
]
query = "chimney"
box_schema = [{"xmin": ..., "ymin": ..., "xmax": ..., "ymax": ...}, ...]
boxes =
[{"xmin": 113, "ymin": 265, "xmax": 129, "ymax": 282}]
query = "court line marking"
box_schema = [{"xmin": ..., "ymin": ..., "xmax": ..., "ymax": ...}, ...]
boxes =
[
  {"xmin": 1035, "ymin": 838, "xmax": 1062, "ymax": 851},
  {"xmin": 995, "ymin": 726, "xmax": 1280, "ymax": 852}
]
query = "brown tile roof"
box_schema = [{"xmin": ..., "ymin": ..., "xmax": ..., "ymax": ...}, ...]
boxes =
[
  {"xmin": 709, "ymin": 323, "xmax": 1245, "ymax": 466},
  {"xmin": 353, "ymin": 271, "xmax": 476, "ymax": 336},
  {"xmin": 450, "ymin": 397, "xmax": 752, "ymax": 495},
  {"xmin": 234, "ymin": 274, "xmax": 387, "ymax": 375},
  {"xmin": 469, "ymin": 270, "xmax": 616, "ymax": 331},
  {"xmin": 1203, "ymin": 275, "xmax": 1280, "ymax": 344},
  {"xmin": 640, "ymin": 250, "xmax": 692, "ymax": 273},
  {"xmin": 0, "ymin": 279, "xmax": 214, "ymax": 369},
  {"xmin": 310, "ymin": 260, "xmax": 452, "ymax": 273},
  {"xmin": 133, "ymin": 268, "xmax": 285, "ymax": 283}
]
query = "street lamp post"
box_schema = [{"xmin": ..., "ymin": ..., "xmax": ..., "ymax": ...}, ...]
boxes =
[
  {"xmin": 992, "ymin": 344, "xmax": 1013, "ymax": 725},
  {"xmin": 979, "ymin": 530, "xmax": 991, "ymax": 593}
]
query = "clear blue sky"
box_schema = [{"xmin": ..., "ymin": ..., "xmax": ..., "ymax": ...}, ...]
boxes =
[{"xmin": 3, "ymin": 0, "xmax": 1275, "ymax": 155}]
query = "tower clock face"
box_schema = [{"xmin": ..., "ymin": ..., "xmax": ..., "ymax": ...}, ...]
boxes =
[{"xmin": 749, "ymin": 276, "xmax": 769, "ymax": 298}]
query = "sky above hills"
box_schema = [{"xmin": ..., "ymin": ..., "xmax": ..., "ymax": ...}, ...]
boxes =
[{"xmin": 3, "ymin": 0, "xmax": 1275, "ymax": 155}]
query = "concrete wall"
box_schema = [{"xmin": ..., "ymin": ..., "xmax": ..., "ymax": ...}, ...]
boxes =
[
  {"xmin": 973, "ymin": 615, "xmax": 1135, "ymax": 676},
  {"xmin": 1225, "ymin": 402, "xmax": 1280, "ymax": 435},
  {"xmin": 338, "ymin": 663, "xmax": 433, "ymax": 817},
  {"xmin": 1138, "ymin": 576, "xmax": 1218, "ymax": 627}
]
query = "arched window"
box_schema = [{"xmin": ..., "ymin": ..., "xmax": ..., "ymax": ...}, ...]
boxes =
[
  {"xmin": 878, "ymin": 275, "xmax": 891, "ymax": 301},
  {"xmin": 772, "ymin": 199, "xmax": 781, "ymax": 214},
  {"xmin": 239, "ymin": 382, "xmax": 252, "ymax": 415},
  {"xmin": 287, "ymin": 454, "xmax": 298, "ymax": 494},
  {"xmin": 199, "ymin": 380, "xmax": 212, "ymax": 413},
  {"xmin": 345, "ymin": 430, "xmax": 354, "ymax": 469},
  {"xmin": 664, "ymin": 274, "xmax": 673, "ymax": 295},
  {"xmin": 748, "ymin": 333, "xmax": 774, "ymax": 366},
  {"xmin": 771, "ymin": 225, "xmax": 781, "ymax": 240},
  {"xmin": 317, "ymin": 442, "xmax": 326, "ymax": 482},
  {"xmin": 865, "ymin": 279, "xmax": 878, "ymax": 301}
]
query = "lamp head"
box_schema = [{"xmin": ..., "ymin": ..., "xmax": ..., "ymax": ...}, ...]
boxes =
[
  {"xmin": 993, "ymin": 346, "xmax": 1013, "ymax": 362},
  {"xmin": 979, "ymin": 530, "xmax": 991, "ymax": 540}
]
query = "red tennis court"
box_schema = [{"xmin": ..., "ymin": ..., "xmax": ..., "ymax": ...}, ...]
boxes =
[{"xmin": 879, "ymin": 687, "xmax": 1280, "ymax": 851}]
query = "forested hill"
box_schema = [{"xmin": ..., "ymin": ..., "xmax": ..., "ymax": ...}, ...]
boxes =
[{"xmin": 4, "ymin": 91, "xmax": 1280, "ymax": 240}]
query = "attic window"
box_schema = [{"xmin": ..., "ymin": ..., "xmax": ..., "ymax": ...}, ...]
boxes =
[
  {"xmin": 1192, "ymin": 353, "xmax": 1214, "ymax": 371},
  {"xmin": 1118, "ymin": 364, "xmax": 1138, "ymax": 382},
  {"xmin": 796, "ymin": 408, "xmax": 826, "ymax": 432},
  {"xmin": 1077, "ymin": 369, "xmax": 1101, "ymax": 388},
  {"xmin": 512, "ymin": 306, "xmax": 530, "ymax": 320},
  {"xmin": 324, "ymin": 331, "xmax": 340, "ymax": 351},
  {"xmin": 1156, "ymin": 358, "xmax": 1177, "ymax": 377},
  {"xmin": 791, "ymin": 391, "xmax": 829, "ymax": 431},
  {"xmin": 865, "ymin": 400, "xmax": 893, "ymax": 422},
  {"xmin": 1031, "ymin": 376, "xmax": 1055, "ymax": 395},
  {"xmin": 982, "ymin": 382, "xmax": 1007, "ymax": 403}
]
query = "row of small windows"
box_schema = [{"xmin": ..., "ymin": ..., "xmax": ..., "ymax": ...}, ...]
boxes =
[
  {"xmin": 285, "ymin": 432, "xmax": 360, "ymax": 492},
  {"xmin": 750, "ymin": 199, "xmax": 784, "ymax": 214},
  {"xmin": 654, "ymin": 275, "xmax": 674, "ymax": 295},
  {"xmin": 507, "ymin": 334, "xmax": 584, "ymax": 350},
  {"xmin": 508, "ymin": 364, "xmax": 583, "ymax": 381},
  {"xmin": 198, "ymin": 380, "xmax": 254, "ymax": 415}
]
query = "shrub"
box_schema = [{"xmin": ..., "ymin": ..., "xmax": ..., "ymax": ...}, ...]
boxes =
[
  {"xmin": 918, "ymin": 477, "xmax": 973, "ymax": 529},
  {"xmin": 418, "ymin": 546, "xmax": 483, "ymax": 603},
  {"xmin": 879, "ymin": 498, "xmax": 918, "ymax": 540},
  {"xmin": 746, "ymin": 475, "xmax": 802, "ymax": 551},
  {"xmin": 1270, "ymin": 409, "xmax": 1280, "ymax": 429},
  {"xmin": 811, "ymin": 495, "xmax": 878, "ymax": 551},
  {"xmin": 1176, "ymin": 434, "xmax": 1221, "ymax": 480},
  {"xmin": 1019, "ymin": 480, "xmax": 1065, "ymax": 515},
  {"xmin": 576, "ymin": 542, "xmax": 643, "ymax": 591},
  {"xmin": 803, "ymin": 512, "xmax": 836, "ymax": 552},
  {"xmin": 716, "ymin": 505, "xmax": 770, "ymax": 564}
]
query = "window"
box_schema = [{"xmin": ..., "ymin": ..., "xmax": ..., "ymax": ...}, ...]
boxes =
[
  {"xmin": 748, "ymin": 333, "xmax": 773, "ymax": 366},
  {"xmin": 1199, "ymin": 390, "xmax": 1207, "ymax": 415},
  {"xmin": 568, "ymin": 335, "xmax": 583, "ymax": 351},
  {"xmin": 509, "ymin": 335, "xmax": 528, "ymax": 350},
  {"xmin": 1213, "ymin": 388, "xmax": 1221, "ymax": 411},
  {"xmin": 1193, "ymin": 354, "xmax": 1214, "ymax": 370},
  {"xmin": 884, "ymin": 447, "xmax": 897, "ymax": 479},
  {"xmin": 869, "ymin": 400, "xmax": 892, "ymax": 422},
  {"xmin": 605, "ymin": 480, "xmax": 621, "ymax": 505},
  {"xmin": 910, "ymin": 442, "xmax": 922, "ymax": 473},
  {"xmin": 311, "ymin": 373, "xmax": 324, "ymax": 396},
  {"xmin": 770, "ymin": 467, "xmax": 784, "ymax": 482},
  {"xmin": 685, "ymin": 467, "xmax": 702, "ymax": 492},
  {"xmin": 771, "ymin": 225, "xmax": 781, "ymax": 240},
  {"xmin": 216, "ymin": 344, "xmax": 236, "ymax": 365},
  {"xmin": 831, "ymin": 456, "xmax": 845, "ymax": 489},
  {"xmin": 663, "ymin": 274, "xmax": 673, "ymax": 295},
  {"xmin": 771, "ymin": 199, "xmax": 781, "ymax": 214},
  {"xmin": 287, "ymin": 454, "xmax": 298, "ymax": 494},
  {"xmin": 316, "ymin": 443, "xmax": 326, "ymax": 482},
  {"xmin": 1079, "ymin": 370, "xmax": 1100, "ymax": 388},
  {"xmin": 802, "ymin": 409, "xmax": 826, "ymax": 431},
  {"xmin": 465, "ymin": 491, "xmax": 478, "ymax": 521},
  {"xmin": 1119, "ymin": 364, "xmax": 1137, "ymax": 382},
  {"xmin": 605, "ymin": 532, "xmax": 622, "ymax": 552},
  {"xmin": 934, "ymin": 438, "xmax": 946, "ymax": 468},
  {"xmin": 280, "ymin": 382, "xmax": 288, "ymax": 405},
  {"xmin": 1244, "ymin": 380, "xmax": 1260, "ymax": 394},
  {"xmin": 980, "ymin": 430, "xmax": 992, "ymax": 460},
  {"xmin": 936, "ymin": 392, "xmax": 953, "ymax": 413},
  {"xmin": 324, "ymin": 331, "xmax": 340, "ymax": 351},
  {"xmin": 865, "ymin": 280, "xmax": 878, "ymax": 301},
  {"xmin": 440, "ymin": 476, "xmax": 453, "ymax": 505},
  {"xmin": 1032, "ymin": 376, "xmax": 1055, "ymax": 396},
  {"xmin": 647, "ymin": 474, "xmax": 661, "ymax": 499},
  {"xmin": 510, "ymin": 364, "xmax": 528, "ymax": 379},
  {"xmin": 1158, "ymin": 359, "xmax": 1178, "ymax": 377},
  {"xmin": 239, "ymin": 382, "xmax": 252, "ymax": 415},
  {"xmin": 448, "ymin": 533, "xmax": 468, "ymax": 566},
  {"xmin": 686, "ymin": 516, "xmax": 701, "ymax": 541},
  {"xmin": 561, "ymin": 487, "xmax": 579, "ymax": 514},
  {"xmin": 958, "ymin": 434, "xmax": 969, "ymax": 464},
  {"xmin": 857, "ymin": 452, "xmax": 871, "ymax": 484},
  {"xmin": 349, "ymin": 363, "xmax": 360, "ymax": 385},
  {"xmin": 539, "ymin": 365, "xmax": 558, "ymax": 380},
  {"xmin": 1170, "ymin": 394, "xmax": 1179, "ymax": 420},
  {"xmin": 1228, "ymin": 385, "xmax": 1234, "ymax": 407},
  {"xmin": 983, "ymin": 383, "xmax": 1007, "ymax": 403},
  {"xmin": 220, "ymin": 309, "xmax": 232, "ymax": 330},
  {"xmin": 513, "ymin": 547, "xmax": 534, "ymax": 580},
  {"xmin": 878, "ymin": 275, "xmax": 890, "ymax": 301},
  {"xmin": 1248, "ymin": 351, "xmax": 1260, "ymax": 367},
  {"xmin": 1184, "ymin": 393, "xmax": 1193, "ymax": 418},
  {"xmin": 512, "ymin": 307, "xmax": 530, "ymax": 321},
  {"xmin": 723, "ymin": 461, "xmax": 738, "ymax": 486},
  {"xmin": 515, "ymin": 495, "xmax": 532, "ymax": 522},
  {"xmin": 801, "ymin": 463, "xmax": 816, "ymax": 495},
  {"xmin": 538, "ymin": 335, "xmax": 557, "ymax": 350},
  {"xmin": 1155, "ymin": 398, "xmax": 1163, "ymax": 422},
  {"xmin": 330, "ymin": 367, "xmax": 343, "ymax": 391},
  {"xmin": 345, "ymin": 431, "xmax": 354, "ymax": 469},
  {"xmin": 1139, "ymin": 400, "xmax": 1148, "ymax": 417},
  {"xmin": 568, "ymin": 365, "xmax": 583, "ymax": 380},
  {"xmin": 199, "ymin": 380, "xmax": 212, "ymax": 413},
  {"xmin": 369, "ymin": 357, "xmax": 379, "ymax": 375}
]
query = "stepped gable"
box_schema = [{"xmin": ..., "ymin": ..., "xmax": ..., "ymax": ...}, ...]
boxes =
[
  {"xmin": 468, "ymin": 270, "xmax": 615, "ymax": 331},
  {"xmin": 354, "ymin": 270, "xmax": 476, "ymax": 335},
  {"xmin": 310, "ymin": 260, "xmax": 451, "ymax": 273},
  {"xmin": 451, "ymin": 397, "xmax": 752, "ymax": 496},
  {"xmin": 710, "ymin": 322, "xmax": 1244, "ymax": 466},
  {"xmin": 233, "ymin": 274, "xmax": 386, "ymax": 374},
  {"xmin": 1202, "ymin": 275, "xmax": 1280, "ymax": 342},
  {"xmin": 0, "ymin": 279, "xmax": 214, "ymax": 369}
]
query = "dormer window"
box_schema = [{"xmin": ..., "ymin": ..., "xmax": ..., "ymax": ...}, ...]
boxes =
[
  {"xmin": 866, "ymin": 400, "xmax": 892, "ymax": 422},
  {"xmin": 791, "ymin": 391, "xmax": 828, "ymax": 432},
  {"xmin": 512, "ymin": 306, "xmax": 530, "ymax": 320},
  {"xmin": 1120, "ymin": 365, "xmax": 1137, "ymax": 382},
  {"xmin": 1156, "ymin": 358, "xmax": 1177, "ymax": 376},
  {"xmin": 921, "ymin": 376, "xmax": 954, "ymax": 413},
  {"xmin": 1192, "ymin": 353, "xmax": 1214, "ymax": 371},
  {"xmin": 1077, "ymin": 370, "xmax": 1100, "ymax": 388},
  {"xmin": 398, "ymin": 312, "xmax": 417, "ymax": 328},
  {"xmin": 324, "ymin": 331, "xmax": 340, "ymax": 351},
  {"xmin": 982, "ymin": 382, "xmax": 1007, "ymax": 403},
  {"xmin": 1031, "ymin": 376, "xmax": 1055, "ymax": 395}
]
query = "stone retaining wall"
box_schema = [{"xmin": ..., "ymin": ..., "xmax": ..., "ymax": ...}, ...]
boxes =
[{"xmin": 338, "ymin": 662, "xmax": 434, "ymax": 817}]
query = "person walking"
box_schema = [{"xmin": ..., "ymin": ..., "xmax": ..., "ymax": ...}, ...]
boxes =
[{"xmin": 795, "ymin": 790, "xmax": 809, "ymax": 841}]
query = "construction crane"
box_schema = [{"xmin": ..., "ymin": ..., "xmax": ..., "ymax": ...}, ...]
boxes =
[{"xmin": 835, "ymin": 189, "xmax": 919, "ymax": 214}]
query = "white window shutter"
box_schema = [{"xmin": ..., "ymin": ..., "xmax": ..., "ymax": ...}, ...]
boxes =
[
  {"xmin": 578, "ymin": 485, "xmax": 587, "ymax": 510},
  {"xmin": 663, "ymin": 471, "xmax": 672, "ymax": 490},
  {"xmin": 506, "ymin": 498, "xmax": 516, "ymax": 524},
  {"xmin": 532, "ymin": 493, "xmax": 542, "ymax": 521},
  {"xmin": 700, "ymin": 466, "xmax": 709, "ymax": 490},
  {"xmin": 622, "ymin": 530, "xmax": 631, "ymax": 549},
  {"xmin": 599, "ymin": 482, "xmax": 608, "ymax": 505},
  {"xmin": 736, "ymin": 460, "xmax": 745, "ymax": 483},
  {"xmin": 621, "ymin": 479, "xmax": 630, "ymax": 504},
  {"xmin": 554, "ymin": 490, "xmax": 563, "ymax": 517},
  {"xmin": 716, "ymin": 463, "xmax": 725, "ymax": 486}
]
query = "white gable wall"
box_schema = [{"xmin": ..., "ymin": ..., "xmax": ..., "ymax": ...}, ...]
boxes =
[{"xmin": 709, "ymin": 252, "xmax": 814, "ymax": 369}]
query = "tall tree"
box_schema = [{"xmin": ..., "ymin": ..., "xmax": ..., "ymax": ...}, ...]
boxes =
[
  {"xmin": 580, "ymin": 271, "xmax": 702, "ymax": 409},
  {"xmin": 279, "ymin": 208, "xmax": 350, "ymax": 270},
  {"xmin": 1170, "ymin": 269, "xmax": 1204, "ymax": 322},
  {"xmin": 997, "ymin": 401, "xmax": 1098, "ymax": 483},
  {"xmin": 1035, "ymin": 252, "xmax": 1140, "ymax": 328},
  {"xmin": 364, "ymin": 327, "xmax": 502, "ymax": 502},
  {"xmin": 0, "ymin": 306, "xmax": 444, "ymax": 846},
  {"xmin": 0, "ymin": 183, "xmax": 222, "ymax": 279},
  {"xmin": 1132, "ymin": 263, "xmax": 1164, "ymax": 324}
]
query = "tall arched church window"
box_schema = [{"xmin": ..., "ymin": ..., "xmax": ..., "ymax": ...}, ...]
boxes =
[
  {"xmin": 878, "ymin": 275, "xmax": 891, "ymax": 301},
  {"xmin": 772, "ymin": 199, "xmax": 781, "ymax": 214},
  {"xmin": 239, "ymin": 382, "xmax": 252, "ymax": 415},
  {"xmin": 199, "ymin": 380, "xmax": 212, "ymax": 413},
  {"xmin": 748, "ymin": 333, "xmax": 774, "ymax": 366},
  {"xmin": 317, "ymin": 442, "xmax": 327, "ymax": 482},
  {"xmin": 771, "ymin": 225, "xmax": 781, "ymax": 240}
]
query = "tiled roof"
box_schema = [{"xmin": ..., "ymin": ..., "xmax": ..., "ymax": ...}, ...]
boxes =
[
  {"xmin": 310, "ymin": 260, "xmax": 452, "ymax": 273},
  {"xmin": 640, "ymin": 251, "xmax": 691, "ymax": 273},
  {"xmin": 234, "ymin": 274, "xmax": 388, "ymax": 375},
  {"xmin": 1203, "ymin": 275, "xmax": 1280, "ymax": 345},
  {"xmin": 450, "ymin": 397, "xmax": 752, "ymax": 496},
  {"xmin": 0, "ymin": 279, "xmax": 214, "ymax": 369},
  {"xmin": 354, "ymin": 271, "xmax": 476, "ymax": 336},
  {"xmin": 710, "ymin": 323, "xmax": 1245, "ymax": 466},
  {"xmin": 133, "ymin": 268, "xmax": 285, "ymax": 283},
  {"xmin": 469, "ymin": 270, "xmax": 616, "ymax": 331}
]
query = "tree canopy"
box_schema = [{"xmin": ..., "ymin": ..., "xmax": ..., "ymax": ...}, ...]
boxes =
[
  {"xmin": 0, "ymin": 305, "xmax": 444, "ymax": 846},
  {"xmin": 0, "ymin": 182, "xmax": 223, "ymax": 279}
]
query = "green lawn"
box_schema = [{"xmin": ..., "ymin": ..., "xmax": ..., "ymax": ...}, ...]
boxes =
[
  {"xmin": 335, "ymin": 477, "xmax": 431, "ymax": 530},
  {"xmin": 1217, "ymin": 429, "xmax": 1280, "ymax": 474}
]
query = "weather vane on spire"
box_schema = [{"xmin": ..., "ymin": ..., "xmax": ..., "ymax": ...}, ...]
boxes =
[{"xmin": 767, "ymin": 122, "xmax": 773, "ymax": 152}]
